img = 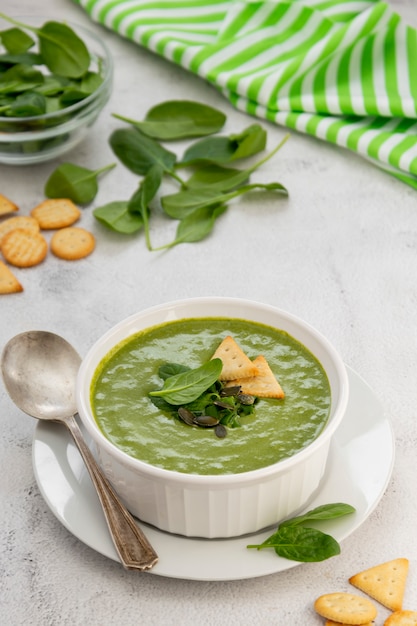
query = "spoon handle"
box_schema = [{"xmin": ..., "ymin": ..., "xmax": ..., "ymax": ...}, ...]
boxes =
[{"xmin": 64, "ymin": 414, "xmax": 158, "ymax": 571}]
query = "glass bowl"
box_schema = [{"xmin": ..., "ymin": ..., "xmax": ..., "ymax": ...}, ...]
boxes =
[{"xmin": 0, "ymin": 16, "xmax": 113, "ymax": 165}]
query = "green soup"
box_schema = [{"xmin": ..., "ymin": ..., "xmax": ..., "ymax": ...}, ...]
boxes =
[{"xmin": 91, "ymin": 318, "xmax": 331, "ymax": 475}]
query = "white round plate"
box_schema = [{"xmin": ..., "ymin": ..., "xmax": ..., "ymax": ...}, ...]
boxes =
[{"xmin": 32, "ymin": 367, "xmax": 394, "ymax": 581}]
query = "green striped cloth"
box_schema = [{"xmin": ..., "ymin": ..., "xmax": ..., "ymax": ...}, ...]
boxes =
[{"xmin": 75, "ymin": 0, "xmax": 417, "ymax": 189}]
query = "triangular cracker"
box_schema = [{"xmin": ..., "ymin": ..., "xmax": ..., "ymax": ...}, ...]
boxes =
[
  {"xmin": 225, "ymin": 355, "xmax": 285, "ymax": 399},
  {"xmin": 349, "ymin": 558, "xmax": 409, "ymax": 611},
  {"xmin": 211, "ymin": 336, "xmax": 259, "ymax": 381},
  {"xmin": 385, "ymin": 611, "xmax": 417, "ymax": 626},
  {"xmin": 0, "ymin": 193, "xmax": 18, "ymax": 216},
  {"xmin": 0, "ymin": 260, "xmax": 23, "ymax": 294}
]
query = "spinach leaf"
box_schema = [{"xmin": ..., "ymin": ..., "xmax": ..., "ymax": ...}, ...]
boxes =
[
  {"xmin": 180, "ymin": 124, "xmax": 267, "ymax": 165},
  {"xmin": 158, "ymin": 363, "xmax": 191, "ymax": 380},
  {"xmin": 93, "ymin": 201, "xmax": 144, "ymax": 234},
  {"xmin": 248, "ymin": 526, "xmax": 341, "ymax": 562},
  {"xmin": 149, "ymin": 358, "xmax": 223, "ymax": 405},
  {"xmin": 7, "ymin": 91, "xmax": 46, "ymax": 116},
  {"xmin": 45, "ymin": 162, "xmax": 116, "ymax": 204},
  {"xmin": 162, "ymin": 182, "xmax": 287, "ymax": 220},
  {"xmin": 0, "ymin": 27, "xmax": 34, "ymax": 54},
  {"xmin": 247, "ymin": 502, "xmax": 355, "ymax": 562},
  {"xmin": 37, "ymin": 21, "xmax": 90, "ymax": 79},
  {"xmin": 113, "ymin": 100, "xmax": 226, "ymax": 140},
  {"xmin": 110, "ymin": 127, "xmax": 179, "ymax": 179},
  {"xmin": 155, "ymin": 204, "xmax": 227, "ymax": 250},
  {"xmin": 128, "ymin": 164, "xmax": 163, "ymax": 250},
  {"xmin": 279, "ymin": 503, "xmax": 356, "ymax": 527}
]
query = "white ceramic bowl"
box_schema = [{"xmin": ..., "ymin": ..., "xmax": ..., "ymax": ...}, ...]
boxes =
[{"xmin": 76, "ymin": 297, "xmax": 349, "ymax": 538}]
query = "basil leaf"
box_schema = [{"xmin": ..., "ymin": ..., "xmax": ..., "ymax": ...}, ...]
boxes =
[
  {"xmin": 114, "ymin": 100, "xmax": 226, "ymax": 140},
  {"xmin": 44, "ymin": 162, "xmax": 116, "ymax": 204},
  {"xmin": 149, "ymin": 358, "xmax": 223, "ymax": 405},
  {"xmin": 279, "ymin": 503, "xmax": 356, "ymax": 528},
  {"xmin": 37, "ymin": 21, "xmax": 90, "ymax": 79},
  {"xmin": 94, "ymin": 201, "xmax": 144, "ymax": 234},
  {"xmin": 0, "ymin": 27, "xmax": 34, "ymax": 54},
  {"xmin": 248, "ymin": 526, "xmax": 341, "ymax": 562},
  {"xmin": 162, "ymin": 182, "xmax": 287, "ymax": 220},
  {"xmin": 180, "ymin": 124, "xmax": 267, "ymax": 165},
  {"xmin": 110, "ymin": 127, "xmax": 177, "ymax": 177}
]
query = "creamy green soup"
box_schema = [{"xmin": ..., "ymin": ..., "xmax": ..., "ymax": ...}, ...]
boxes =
[{"xmin": 91, "ymin": 318, "xmax": 331, "ymax": 475}]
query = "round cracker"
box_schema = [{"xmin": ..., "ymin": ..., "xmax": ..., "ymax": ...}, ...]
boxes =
[
  {"xmin": 1, "ymin": 228, "xmax": 47, "ymax": 268},
  {"xmin": 0, "ymin": 215, "xmax": 40, "ymax": 247},
  {"xmin": 31, "ymin": 198, "xmax": 81, "ymax": 229},
  {"xmin": 314, "ymin": 592, "xmax": 377, "ymax": 625},
  {"xmin": 50, "ymin": 226, "xmax": 95, "ymax": 260},
  {"xmin": 385, "ymin": 611, "xmax": 417, "ymax": 626}
]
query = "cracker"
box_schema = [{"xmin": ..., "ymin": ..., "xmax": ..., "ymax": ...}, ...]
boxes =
[
  {"xmin": 384, "ymin": 611, "xmax": 417, "ymax": 625},
  {"xmin": 225, "ymin": 355, "xmax": 285, "ymax": 398},
  {"xmin": 0, "ymin": 260, "xmax": 23, "ymax": 294},
  {"xmin": 325, "ymin": 622, "xmax": 373, "ymax": 626},
  {"xmin": 0, "ymin": 193, "xmax": 18, "ymax": 216},
  {"xmin": 1, "ymin": 229, "xmax": 47, "ymax": 268},
  {"xmin": 211, "ymin": 336, "xmax": 259, "ymax": 381},
  {"xmin": 31, "ymin": 198, "xmax": 81, "ymax": 229},
  {"xmin": 0, "ymin": 215, "xmax": 40, "ymax": 247},
  {"xmin": 349, "ymin": 558, "xmax": 409, "ymax": 612},
  {"xmin": 314, "ymin": 592, "xmax": 377, "ymax": 624},
  {"xmin": 50, "ymin": 226, "xmax": 95, "ymax": 260}
]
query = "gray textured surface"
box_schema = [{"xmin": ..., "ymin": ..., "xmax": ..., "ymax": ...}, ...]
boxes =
[{"xmin": 1, "ymin": 1, "xmax": 416, "ymax": 623}]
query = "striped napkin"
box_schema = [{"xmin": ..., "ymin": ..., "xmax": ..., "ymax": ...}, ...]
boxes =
[{"xmin": 75, "ymin": 0, "xmax": 417, "ymax": 189}]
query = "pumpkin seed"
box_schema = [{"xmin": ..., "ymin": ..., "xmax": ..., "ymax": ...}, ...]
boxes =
[
  {"xmin": 220, "ymin": 385, "xmax": 241, "ymax": 397},
  {"xmin": 237, "ymin": 393, "xmax": 255, "ymax": 405},
  {"xmin": 193, "ymin": 414, "xmax": 219, "ymax": 427},
  {"xmin": 178, "ymin": 407, "xmax": 195, "ymax": 426},
  {"xmin": 215, "ymin": 424, "xmax": 227, "ymax": 438}
]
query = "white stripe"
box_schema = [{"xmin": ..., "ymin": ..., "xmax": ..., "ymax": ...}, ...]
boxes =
[
  {"xmin": 399, "ymin": 142, "xmax": 417, "ymax": 172},
  {"xmin": 395, "ymin": 20, "xmax": 416, "ymax": 117}
]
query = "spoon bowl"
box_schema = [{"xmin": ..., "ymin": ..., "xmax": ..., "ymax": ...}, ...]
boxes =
[
  {"xmin": 1, "ymin": 330, "xmax": 158, "ymax": 571},
  {"xmin": 1, "ymin": 331, "xmax": 81, "ymax": 421}
]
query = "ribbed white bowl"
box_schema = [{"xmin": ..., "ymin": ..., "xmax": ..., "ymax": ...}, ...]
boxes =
[{"xmin": 76, "ymin": 297, "xmax": 349, "ymax": 538}]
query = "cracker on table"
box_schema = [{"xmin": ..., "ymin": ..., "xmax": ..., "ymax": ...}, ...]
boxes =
[
  {"xmin": 384, "ymin": 610, "xmax": 417, "ymax": 625},
  {"xmin": 211, "ymin": 335, "xmax": 259, "ymax": 381},
  {"xmin": 349, "ymin": 558, "xmax": 409, "ymax": 612},
  {"xmin": 0, "ymin": 260, "xmax": 23, "ymax": 294},
  {"xmin": 0, "ymin": 193, "xmax": 18, "ymax": 216},
  {"xmin": 325, "ymin": 621, "xmax": 374, "ymax": 626},
  {"xmin": 1, "ymin": 229, "xmax": 48, "ymax": 268},
  {"xmin": 0, "ymin": 215, "xmax": 39, "ymax": 247},
  {"xmin": 50, "ymin": 226, "xmax": 95, "ymax": 260},
  {"xmin": 225, "ymin": 355, "xmax": 285, "ymax": 398},
  {"xmin": 314, "ymin": 592, "xmax": 377, "ymax": 625},
  {"xmin": 31, "ymin": 198, "xmax": 81, "ymax": 229}
]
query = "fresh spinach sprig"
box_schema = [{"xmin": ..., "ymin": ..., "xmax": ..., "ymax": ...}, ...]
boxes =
[
  {"xmin": 92, "ymin": 99, "xmax": 289, "ymax": 250},
  {"xmin": 247, "ymin": 503, "xmax": 356, "ymax": 562}
]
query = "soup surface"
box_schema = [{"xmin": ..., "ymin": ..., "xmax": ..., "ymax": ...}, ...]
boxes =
[{"xmin": 91, "ymin": 318, "xmax": 331, "ymax": 475}]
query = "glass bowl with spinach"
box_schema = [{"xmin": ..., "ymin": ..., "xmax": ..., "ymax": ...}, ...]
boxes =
[{"xmin": 0, "ymin": 15, "xmax": 113, "ymax": 165}]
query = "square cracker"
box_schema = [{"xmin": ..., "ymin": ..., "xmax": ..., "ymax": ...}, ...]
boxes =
[
  {"xmin": 349, "ymin": 558, "xmax": 409, "ymax": 612},
  {"xmin": 0, "ymin": 260, "xmax": 23, "ymax": 294},
  {"xmin": 211, "ymin": 336, "xmax": 259, "ymax": 381},
  {"xmin": 225, "ymin": 355, "xmax": 285, "ymax": 399}
]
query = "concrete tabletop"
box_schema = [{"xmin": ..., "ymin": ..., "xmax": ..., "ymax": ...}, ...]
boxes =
[{"xmin": 1, "ymin": 1, "xmax": 416, "ymax": 624}]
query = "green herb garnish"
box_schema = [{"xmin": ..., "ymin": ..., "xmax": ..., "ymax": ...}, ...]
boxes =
[
  {"xmin": 149, "ymin": 359, "xmax": 258, "ymax": 435},
  {"xmin": 247, "ymin": 503, "xmax": 356, "ymax": 562}
]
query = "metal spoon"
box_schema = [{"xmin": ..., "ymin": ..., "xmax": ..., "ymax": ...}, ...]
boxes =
[{"xmin": 1, "ymin": 330, "xmax": 158, "ymax": 571}]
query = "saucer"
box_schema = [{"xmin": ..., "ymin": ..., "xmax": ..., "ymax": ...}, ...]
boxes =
[{"xmin": 32, "ymin": 366, "xmax": 394, "ymax": 581}]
